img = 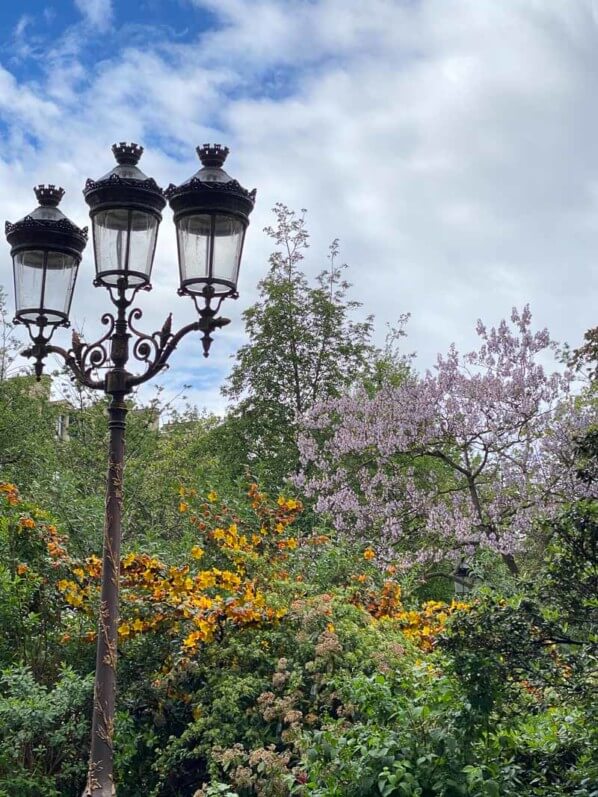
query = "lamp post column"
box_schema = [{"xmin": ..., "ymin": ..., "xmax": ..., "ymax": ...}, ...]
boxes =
[
  {"xmin": 85, "ymin": 289, "xmax": 130, "ymax": 797},
  {"xmin": 86, "ymin": 392, "xmax": 127, "ymax": 797}
]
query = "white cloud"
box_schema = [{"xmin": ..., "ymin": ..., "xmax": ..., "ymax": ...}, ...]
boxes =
[
  {"xmin": 73, "ymin": 0, "xmax": 113, "ymax": 31},
  {"xmin": 0, "ymin": 0, "xmax": 597, "ymax": 413},
  {"xmin": 14, "ymin": 14, "xmax": 32, "ymax": 38}
]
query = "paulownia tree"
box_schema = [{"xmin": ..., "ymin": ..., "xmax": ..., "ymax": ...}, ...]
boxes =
[{"xmin": 297, "ymin": 307, "xmax": 596, "ymax": 573}]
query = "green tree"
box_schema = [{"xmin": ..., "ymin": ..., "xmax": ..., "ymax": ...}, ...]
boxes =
[
  {"xmin": 221, "ymin": 204, "xmax": 377, "ymax": 490},
  {"xmin": 0, "ymin": 286, "xmax": 19, "ymax": 382}
]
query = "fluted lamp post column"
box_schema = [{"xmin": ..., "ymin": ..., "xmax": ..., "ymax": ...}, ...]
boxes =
[{"xmin": 4, "ymin": 143, "xmax": 255, "ymax": 797}]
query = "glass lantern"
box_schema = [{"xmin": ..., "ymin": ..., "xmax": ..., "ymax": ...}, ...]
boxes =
[
  {"xmin": 5, "ymin": 185, "xmax": 88, "ymax": 327},
  {"xmin": 84, "ymin": 143, "xmax": 165, "ymax": 289},
  {"xmin": 166, "ymin": 145, "xmax": 255, "ymax": 299}
]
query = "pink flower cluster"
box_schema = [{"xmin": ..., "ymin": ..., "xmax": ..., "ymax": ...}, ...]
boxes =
[{"xmin": 297, "ymin": 307, "xmax": 595, "ymax": 565}]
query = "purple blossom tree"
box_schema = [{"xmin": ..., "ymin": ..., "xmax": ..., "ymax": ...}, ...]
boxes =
[{"xmin": 297, "ymin": 307, "xmax": 596, "ymax": 573}]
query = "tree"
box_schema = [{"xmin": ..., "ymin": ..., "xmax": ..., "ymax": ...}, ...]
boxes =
[
  {"xmin": 569, "ymin": 325, "xmax": 598, "ymax": 381},
  {"xmin": 222, "ymin": 204, "xmax": 377, "ymax": 489},
  {"xmin": 297, "ymin": 307, "xmax": 596, "ymax": 573},
  {"xmin": 0, "ymin": 286, "xmax": 19, "ymax": 382}
]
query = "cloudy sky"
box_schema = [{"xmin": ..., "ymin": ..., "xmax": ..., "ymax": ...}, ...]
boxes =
[{"xmin": 0, "ymin": 0, "xmax": 596, "ymax": 412}]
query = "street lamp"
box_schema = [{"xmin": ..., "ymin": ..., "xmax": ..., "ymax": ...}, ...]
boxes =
[
  {"xmin": 4, "ymin": 142, "xmax": 255, "ymax": 797},
  {"xmin": 453, "ymin": 562, "xmax": 472, "ymax": 596}
]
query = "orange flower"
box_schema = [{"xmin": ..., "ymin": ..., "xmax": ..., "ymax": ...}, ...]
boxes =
[
  {"xmin": 16, "ymin": 563, "xmax": 29, "ymax": 576},
  {"xmin": 0, "ymin": 482, "xmax": 20, "ymax": 505},
  {"xmin": 363, "ymin": 548, "xmax": 375, "ymax": 561}
]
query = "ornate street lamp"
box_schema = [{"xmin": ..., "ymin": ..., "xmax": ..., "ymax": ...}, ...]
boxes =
[
  {"xmin": 166, "ymin": 144, "xmax": 255, "ymax": 355},
  {"xmin": 453, "ymin": 562, "xmax": 472, "ymax": 596},
  {"xmin": 85, "ymin": 142, "xmax": 165, "ymax": 289},
  {"xmin": 4, "ymin": 143, "xmax": 255, "ymax": 797},
  {"xmin": 6, "ymin": 185, "xmax": 88, "ymax": 376}
]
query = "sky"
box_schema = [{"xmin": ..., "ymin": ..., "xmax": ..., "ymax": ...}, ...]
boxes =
[{"xmin": 0, "ymin": 0, "xmax": 597, "ymax": 413}]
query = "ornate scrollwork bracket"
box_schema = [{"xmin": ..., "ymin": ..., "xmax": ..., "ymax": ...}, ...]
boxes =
[{"xmin": 19, "ymin": 280, "xmax": 231, "ymax": 396}]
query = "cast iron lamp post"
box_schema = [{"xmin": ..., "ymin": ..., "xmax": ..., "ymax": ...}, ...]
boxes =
[{"xmin": 4, "ymin": 142, "xmax": 255, "ymax": 797}]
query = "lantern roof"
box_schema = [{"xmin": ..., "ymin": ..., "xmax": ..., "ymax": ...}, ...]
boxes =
[
  {"xmin": 165, "ymin": 144, "xmax": 256, "ymax": 223},
  {"xmin": 83, "ymin": 142, "xmax": 166, "ymax": 216},
  {"xmin": 5, "ymin": 185, "xmax": 88, "ymax": 257}
]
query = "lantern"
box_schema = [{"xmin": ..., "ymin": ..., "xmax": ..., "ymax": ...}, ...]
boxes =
[
  {"xmin": 166, "ymin": 144, "xmax": 255, "ymax": 299},
  {"xmin": 5, "ymin": 185, "xmax": 87, "ymax": 327},
  {"xmin": 84, "ymin": 142, "xmax": 165, "ymax": 289}
]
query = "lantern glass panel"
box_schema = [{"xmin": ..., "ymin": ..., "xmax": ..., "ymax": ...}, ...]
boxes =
[
  {"xmin": 14, "ymin": 249, "xmax": 77, "ymax": 324},
  {"xmin": 177, "ymin": 214, "xmax": 210, "ymax": 286},
  {"xmin": 93, "ymin": 208, "xmax": 158, "ymax": 286},
  {"xmin": 14, "ymin": 249, "xmax": 45, "ymax": 321},
  {"xmin": 177, "ymin": 213, "xmax": 244, "ymax": 295},
  {"xmin": 43, "ymin": 252, "xmax": 78, "ymax": 320},
  {"xmin": 212, "ymin": 216, "xmax": 244, "ymax": 286}
]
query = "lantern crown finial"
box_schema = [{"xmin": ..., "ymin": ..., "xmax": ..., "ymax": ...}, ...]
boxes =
[
  {"xmin": 112, "ymin": 142, "xmax": 144, "ymax": 166},
  {"xmin": 34, "ymin": 184, "xmax": 65, "ymax": 207},
  {"xmin": 196, "ymin": 144, "xmax": 230, "ymax": 168}
]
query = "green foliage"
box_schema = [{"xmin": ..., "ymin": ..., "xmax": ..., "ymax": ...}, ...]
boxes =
[
  {"xmin": 222, "ymin": 205, "xmax": 377, "ymax": 489},
  {"xmin": 0, "ymin": 286, "xmax": 19, "ymax": 382},
  {"xmin": 0, "ymin": 666, "xmax": 91, "ymax": 796},
  {"xmin": 297, "ymin": 667, "xmax": 470, "ymax": 797},
  {"xmin": 0, "ymin": 375, "xmax": 60, "ymax": 484}
]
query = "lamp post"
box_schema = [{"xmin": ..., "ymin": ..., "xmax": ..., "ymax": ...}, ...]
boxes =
[{"xmin": 4, "ymin": 142, "xmax": 255, "ymax": 797}]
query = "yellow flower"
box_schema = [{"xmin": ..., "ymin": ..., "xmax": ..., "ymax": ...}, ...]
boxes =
[
  {"xmin": 118, "ymin": 623, "xmax": 131, "ymax": 638},
  {"xmin": 179, "ymin": 502, "xmax": 189, "ymax": 513},
  {"xmin": 86, "ymin": 555, "xmax": 102, "ymax": 577},
  {"xmin": 207, "ymin": 490, "xmax": 218, "ymax": 502},
  {"xmin": 132, "ymin": 617, "xmax": 144, "ymax": 633},
  {"xmin": 65, "ymin": 590, "xmax": 84, "ymax": 608},
  {"xmin": 183, "ymin": 631, "xmax": 201, "ymax": 651},
  {"xmin": 191, "ymin": 546, "xmax": 204, "ymax": 560},
  {"xmin": 122, "ymin": 552, "xmax": 136, "ymax": 568},
  {"xmin": 363, "ymin": 548, "xmax": 375, "ymax": 561}
]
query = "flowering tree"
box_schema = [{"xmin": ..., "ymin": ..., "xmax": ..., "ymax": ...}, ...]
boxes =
[{"xmin": 297, "ymin": 307, "xmax": 596, "ymax": 572}]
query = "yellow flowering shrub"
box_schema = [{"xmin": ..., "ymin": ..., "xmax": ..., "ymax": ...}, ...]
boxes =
[
  {"xmin": 352, "ymin": 578, "xmax": 470, "ymax": 651},
  {"xmin": 2, "ymin": 477, "xmax": 467, "ymax": 669},
  {"xmin": 43, "ymin": 482, "xmax": 306, "ymax": 667}
]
